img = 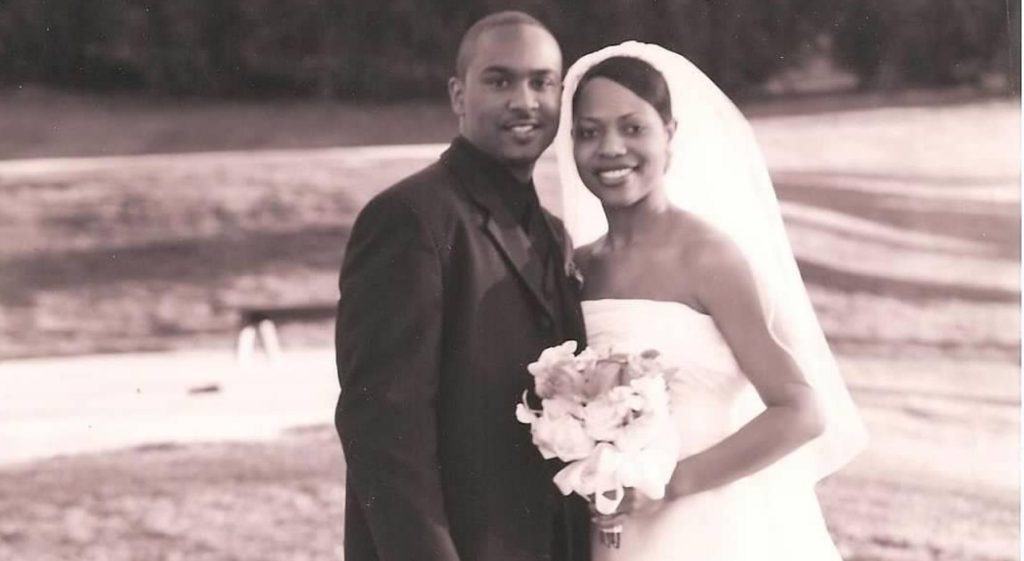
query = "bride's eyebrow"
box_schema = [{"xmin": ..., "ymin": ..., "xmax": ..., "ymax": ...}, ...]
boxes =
[{"xmin": 576, "ymin": 112, "xmax": 640, "ymax": 122}]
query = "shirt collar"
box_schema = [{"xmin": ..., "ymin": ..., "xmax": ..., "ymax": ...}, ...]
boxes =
[{"xmin": 443, "ymin": 136, "xmax": 540, "ymax": 223}]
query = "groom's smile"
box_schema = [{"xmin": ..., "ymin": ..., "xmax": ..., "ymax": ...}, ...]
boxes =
[{"xmin": 503, "ymin": 117, "xmax": 545, "ymax": 142}]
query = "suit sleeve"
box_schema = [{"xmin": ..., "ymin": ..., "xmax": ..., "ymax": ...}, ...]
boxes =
[{"xmin": 335, "ymin": 192, "xmax": 460, "ymax": 561}]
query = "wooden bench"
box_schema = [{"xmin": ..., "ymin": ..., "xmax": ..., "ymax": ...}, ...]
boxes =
[{"xmin": 236, "ymin": 304, "xmax": 336, "ymax": 363}]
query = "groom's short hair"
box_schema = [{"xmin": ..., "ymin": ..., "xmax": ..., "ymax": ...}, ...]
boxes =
[{"xmin": 455, "ymin": 11, "xmax": 554, "ymax": 79}]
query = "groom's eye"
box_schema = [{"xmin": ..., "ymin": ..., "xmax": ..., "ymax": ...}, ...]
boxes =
[
  {"xmin": 484, "ymin": 76, "xmax": 510, "ymax": 89},
  {"xmin": 530, "ymin": 77, "xmax": 557, "ymax": 90}
]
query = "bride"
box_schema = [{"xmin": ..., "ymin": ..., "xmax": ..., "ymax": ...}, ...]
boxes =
[{"xmin": 555, "ymin": 42, "xmax": 869, "ymax": 559}]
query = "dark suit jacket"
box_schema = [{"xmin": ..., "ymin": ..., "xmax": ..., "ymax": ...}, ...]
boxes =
[{"xmin": 335, "ymin": 139, "xmax": 590, "ymax": 561}]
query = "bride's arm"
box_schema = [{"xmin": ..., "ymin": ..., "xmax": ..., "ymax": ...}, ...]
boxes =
[{"xmin": 666, "ymin": 232, "xmax": 825, "ymax": 499}]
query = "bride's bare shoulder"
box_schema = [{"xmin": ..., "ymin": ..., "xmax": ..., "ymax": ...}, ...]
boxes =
[
  {"xmin": 573, "ymin": 237, "xmax": 605, "ymax": 268},
  {"xmin": 671, "ymin": 211, "xmax": 747, "ymax": 272}
]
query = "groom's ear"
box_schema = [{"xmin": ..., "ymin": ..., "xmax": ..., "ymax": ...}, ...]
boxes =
[{"xmin": 448, "ymin": 77, "xmax": 465, "ymax": 117}]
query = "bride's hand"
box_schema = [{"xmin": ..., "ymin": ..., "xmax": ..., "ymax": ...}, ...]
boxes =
[{"xmin": 588, "ymin": 489, "xmax": 661, "ymax": 528}]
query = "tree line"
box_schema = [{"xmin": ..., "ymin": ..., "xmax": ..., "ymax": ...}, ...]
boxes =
[{"xmin": 0, "ymin": 0, "xmax": 1017, "ymax": 99}]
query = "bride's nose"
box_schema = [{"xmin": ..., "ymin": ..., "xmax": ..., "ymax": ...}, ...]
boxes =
[{"xmin": 598, "ymin": 130, "xmax": 627, "ymax": 157}]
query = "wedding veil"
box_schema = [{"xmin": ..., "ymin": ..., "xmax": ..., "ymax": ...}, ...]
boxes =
[{"xmin": 555, "ymin": 41, "xmax": 868, "ymax": 481}]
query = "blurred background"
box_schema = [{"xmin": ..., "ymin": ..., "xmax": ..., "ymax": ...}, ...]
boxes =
[
  {"xmin": 0, "ymin": 1, "xmax": 1020, "ymax": 560},
  {"xmin": 0, "ymin": 0, "xmax": 1018, "ymax": 100}
]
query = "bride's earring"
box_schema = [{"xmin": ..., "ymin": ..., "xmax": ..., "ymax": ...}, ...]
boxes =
[{"xmin": 664, "ymin": 119, "xmax": 678, "ymax": 173}]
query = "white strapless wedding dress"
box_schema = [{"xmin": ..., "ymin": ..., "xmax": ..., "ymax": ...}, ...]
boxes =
[{"xmin": 583, "ymin": 299, "xmax": 844, "ymax": 561}]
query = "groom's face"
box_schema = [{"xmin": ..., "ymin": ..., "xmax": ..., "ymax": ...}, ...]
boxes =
[{"xmin": 449, "ymin": 24, "xmax": 562, "ymax": 171}]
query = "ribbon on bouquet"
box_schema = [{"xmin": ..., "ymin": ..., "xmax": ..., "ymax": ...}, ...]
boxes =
[
  {"xmin": 553, "ymin": 438, "xmax": 679, "ymax": 510},
  {"xmin": 553, "ymin": 443, "xmax": 626, "ymax": 513},
  {"xmin": 552, "ymin": 435, "xmax": 681, "ymax": 547}
]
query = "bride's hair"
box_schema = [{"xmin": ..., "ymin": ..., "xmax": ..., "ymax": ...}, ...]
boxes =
[{"xmin": 572, "ymin": 56, "xmax": 673, "ymax": 125}]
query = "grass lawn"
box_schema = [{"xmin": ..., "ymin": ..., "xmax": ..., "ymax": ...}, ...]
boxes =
[
  {"xmin": 1, "ymin": 373, "xmax": 1017, "ymax": 561},
  {"xmin": 0, "ymin": 91, "xmax": 1017, "ymax": 361},
  {"xmin": 0, "ymin": 88, "xmax": 1019, "ymax": 560}
]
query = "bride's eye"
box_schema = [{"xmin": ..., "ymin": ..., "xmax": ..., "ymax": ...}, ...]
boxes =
[
  {"xmin": 623, "ymin": 123, "xmax": 646, "ymax": 136},
  {"xmin": 574, "ymin": 127, "xmax": 598, "ymax": 140}
]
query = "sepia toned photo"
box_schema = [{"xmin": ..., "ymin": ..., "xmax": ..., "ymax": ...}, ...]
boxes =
[{"xmin": 0, "ymin": 2, "xmax": 1019, "ymax": 560}]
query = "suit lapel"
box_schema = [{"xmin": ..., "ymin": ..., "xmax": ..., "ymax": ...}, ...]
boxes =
[
  {"xmin": 481, "ymin": 213, "xmax": 555, "ymax": 320},
  {"xmin": 442, "ymin": 146, "xmax": 555, "ymax": 321},
  {"xmin": 541, "ymin": 212, "xmax": 588, "ymax": 346},
  {"xmin": 540, "ymin": 211, "xmax": 571, "ymax": 278}
]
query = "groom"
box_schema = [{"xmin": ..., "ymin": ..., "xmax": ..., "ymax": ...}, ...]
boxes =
[{"xmin": 334, "ymin": 10, "xmax": 590, "ymax": 561}]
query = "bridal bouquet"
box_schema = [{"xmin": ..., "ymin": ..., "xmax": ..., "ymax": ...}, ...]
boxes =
[{"xmin": 515, "ymin": 341, "xmax": 682, "ymax": 548}]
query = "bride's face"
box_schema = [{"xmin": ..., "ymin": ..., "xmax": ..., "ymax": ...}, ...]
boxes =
[{"xmin": 572, "ymin": 77, "xmax": 675, "ymax": 208}]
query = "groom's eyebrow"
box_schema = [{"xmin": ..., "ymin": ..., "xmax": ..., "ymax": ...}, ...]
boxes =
[
  {"xmin": 531, "ymin": 68, "xmax": 560, "ymax": 78},
  {"xmin": 480, "ymin": 66, "xmax": 559, "ymax": 77},
  {"xmin": 481, "ymin": 66, "xmax": 513, "ymax": 75}
]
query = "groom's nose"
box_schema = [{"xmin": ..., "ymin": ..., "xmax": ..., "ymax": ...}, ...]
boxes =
[{"xmin": 507, "ymin": 81, "xmax": 540, "ymax": 111}]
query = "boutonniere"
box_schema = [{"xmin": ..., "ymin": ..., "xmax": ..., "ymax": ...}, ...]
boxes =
[{"xmin": 565, "ymin": 259, "xmax": 584, "ymax": 287}]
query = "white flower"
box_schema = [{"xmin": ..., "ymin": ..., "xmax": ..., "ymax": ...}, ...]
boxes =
[
  {"xmin": 532, "ymin": 410, "xmax": 595, "ymax": 461},
  {"xmin": 552, "ymin": 443, "xmax": 627, "ymax": 514},
  {"xmin": 516, "ymin": 402, "xmax": 539, "ymax": 424},
  {"xmin": 617, "ymin": 442, "xmax": 679, "ymax": 500},
  {"xmin": 528, "ymin": 341, "xmax": 578, "ymax": 376},
  {"xmin": 553, "ymin": 443, "xmax": 622, "ymax": 493},
  {"xmin": 581, "ymin": 389, "xmax": 634, "ymax": 442},
  {"xmin": 581, "ymin": 359, "xmax": 624, "ymax": 400},
  {"xmin": 529, "ymin": 341, "xmax": 585, "ymax": 400},
  {"xmin": 626, "ymin": 349, "xmax": 679, "ymax": 383},
  {"xmin": 549, "ymin": 395, "xmax": 585, "ymax": 416},
  {"xmin": 574, "ymin": 345, "xmax": 603, "ymax": 370},
  {"xmin": 613, "ymin": 412, "xmax": 660, "ymax": 453},
  {"xmin": 629, "ymin": 375, "xmax": 671, "ymax": 414}
]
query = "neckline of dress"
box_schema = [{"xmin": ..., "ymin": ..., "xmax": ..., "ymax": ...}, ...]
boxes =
[{"xmin": 581, "ymin": 298, "xmax": 714, "ymax": 322}]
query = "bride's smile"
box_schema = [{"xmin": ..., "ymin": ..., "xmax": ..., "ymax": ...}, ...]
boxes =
[{"xmin": 595, "ymin": 165, "xmax": 636, "ymax": 185}]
